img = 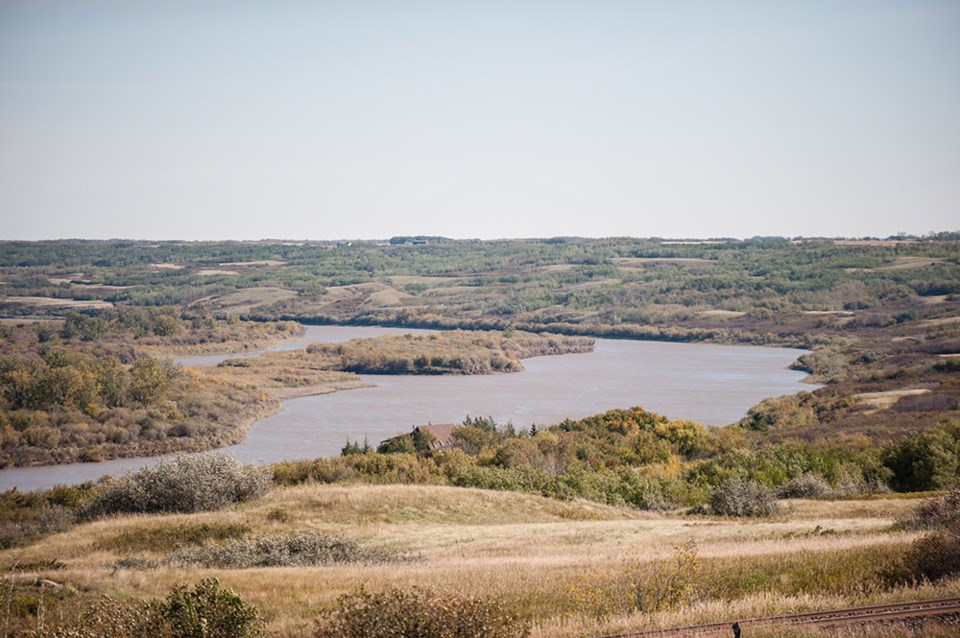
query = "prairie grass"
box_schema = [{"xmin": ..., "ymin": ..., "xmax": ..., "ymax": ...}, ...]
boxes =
[
  {"xmin": 0, "ymin": 483, "xmax": 954, "ymax": 637},
  {"xmin": 93, "ymin": 521, "xmax": 252, "ymax": 554}
]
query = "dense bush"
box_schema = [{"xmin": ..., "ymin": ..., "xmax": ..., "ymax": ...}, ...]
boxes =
[
  {"xmin": 49, "ymin": 578, "xmax": 262, "ymax": 638},
  {"xmin": 143, "ymin": 577, "xmax": 263, "ymax": 638},
  {"xmin": 169, "ymin": 532, "xmax": 395, "ymax": 568},
  {"xmin": 569, "ymin": 541, "xmax": 703, "ymax": 620},
  {"xmin": 710, "ymin": 478, "xmax": 780, "ymax": 517},
  {"xmin": 87, "ymin": 454, "xmax": 270, "ymax": 516},
  {"xmin": 0, "ymin": 504, "xmax": 75, "ymax": 549},
  {"xmin": 50, "ymin": 597, "xmax": 153, "ymax": 638},
  {"xmin": 777, "ymin": 473, "xmax": 832, "ymax": 499},
  {"xmin": 897, "ymin": 489, "xmax": 960, "ymax": 530},
  {"xmin": 883, "ymin": 421, "xmax": 960, "ymax": 492},
  {"xmin": 895, "ymin": 519, "xmax": 960, "ymax": 584},
  {"xmin": 316, "ymin": 587, "xmax": 530, "ymax": 638},
  {"xmin": 0, "ymin": 482, "xmax": 99, "ymax": 549},
  {"xmin": 273, "ymin": 453, "xmax": 443, "ymax": 486}
]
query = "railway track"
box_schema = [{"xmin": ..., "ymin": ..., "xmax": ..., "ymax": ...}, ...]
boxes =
[{"xmin": 599, "ymin": 596, "xmax": 960, "ymax": 637}]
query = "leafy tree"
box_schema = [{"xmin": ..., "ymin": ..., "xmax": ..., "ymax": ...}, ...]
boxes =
[
  {"xmin": 61, "ymin": 311, "xmax": 108, "ymax": 341},
  {"xmin": 412, "ymin": 427, "xmax": 436, "ymax": 452},
  {"xmin": 377, "ymin": 434, "xmax": 415, "ymax": 455},
  {"xmin": 129, "ymin": 358, "xmax": 179, "ymax": 406},
  {"xmin": 883, "ymin": 421, "xmax": 960, "ymax": 492},
  {"xmin": 144, "ymin": 577, "xmax": 263, "ymax": 638}
]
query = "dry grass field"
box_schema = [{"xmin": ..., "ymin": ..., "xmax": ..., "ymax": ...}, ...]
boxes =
[
  {"xmin": 3, "ymin": 483, "xmax": 956, "ymax": 637},
  {"xmin": 0, "ymin": 296, "xmax": 114, "ymax": 309},
  {"xmin": 199, "ymin": 287, "xmax": 300, "ymax": 315}
]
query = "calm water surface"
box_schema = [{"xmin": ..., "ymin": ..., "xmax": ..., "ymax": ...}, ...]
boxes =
[{"xmin": 0, "ymin": 326, "xmax": 811, "ymax": 490}]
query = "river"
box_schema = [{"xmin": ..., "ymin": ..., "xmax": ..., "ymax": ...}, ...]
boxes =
[{"xmin": 0, "ymin": 325, "xmax": 811, "ymax": 491}]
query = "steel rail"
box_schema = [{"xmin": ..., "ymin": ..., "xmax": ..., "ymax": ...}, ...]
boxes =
[{"xmin": 598, "ymin": 596, "xmax": 960, "ymax": 638}]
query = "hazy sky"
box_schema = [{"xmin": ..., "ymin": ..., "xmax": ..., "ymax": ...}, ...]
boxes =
[{"xmin": 1, "ymin": 1, "xmax": 958, "ymax": 241}]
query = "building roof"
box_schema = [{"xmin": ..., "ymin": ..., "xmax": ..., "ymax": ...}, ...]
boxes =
[
  {"xmin": 414, "ymin": 423, "xmax": 456, "ymax": 449},
  {"xmin": 379, "ymin": 423, "xmax": 457, "ymax": 452}
]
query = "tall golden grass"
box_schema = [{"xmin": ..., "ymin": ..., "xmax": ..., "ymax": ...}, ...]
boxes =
[{"xmin": 1, "ymin": 484, "xmax": 957, "ymax": 637}]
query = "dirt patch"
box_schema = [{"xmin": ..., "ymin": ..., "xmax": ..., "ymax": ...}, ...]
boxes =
[
  {"xmin": 919, "ymin": 316, "xmax": 960, "ymax": 328},
  {"xmin": 367, "ymin": 287, "xmax": 414, "ymax": 307},
  {"xmin": 0, "ymin": 296, "xmax": 113, "ymax": 309},
  {"xmin": 47, "ymin": 280, "xmax": 130, "ymax": 290},
  {"xmin": 570, "ymin": 279, "xmax": 622, "ymax": 289},
  {"xmin": 267, "ymin": 379, "xmax": 372, "ymax": 400},
  {"xmin": 46, "ymin": 273, "xmax": 86, "ymax": 284},
  {"xmin": 919, "ymin": 295, "xmax": 950, "ymax": 305},
  {"xmin": 423, "ymin": 286, "xmax": 479, "ymax": 297},
  {"xmin": 613, "ymin": 257, "xmax": 713, "ymax": 267},
  {"xmin": 698, "ymin": 310, "xmax": 747, "ymax": 318},
  {"xmin": 874, "ymin": 257, "xmax": 946, "ymax": 271},
  {"xmin": 833, "ymin": 240, "xmax": 917, "ymax": 246},
  {"xmin": 323, "ymin": 283, "xmax": 380, "ymax": 301},
  {"xmin": 854, "ymin": 388, "xmax": 932, "ymax": 412},
  {"xmin": 0, "ymin": 317, "xmax": 64, "ymax": 325},
  {"xmin": 539, "ymin": 264, "xmax": 578, "ymax": 273},
  {"xmin": 196, "ymin": 269, "xmax": 239, "ymax": 276},
  {"xmin": 659, "ymin": 241, "xmax": 727, "ymax": 245},
  {"xmin": 219, "ymin": 260, "xmax": 288, "ymax": 267},
  {"xmin": 151, "ymin": 263, "xmax": 185, "ymax": 270},
  {"xmin": 324, "ymin": 283, "xmax": 414, "ymax": 308},
  {"xmin": 204, "ymin": 288, "xmax": 298, "ymax": 314}
]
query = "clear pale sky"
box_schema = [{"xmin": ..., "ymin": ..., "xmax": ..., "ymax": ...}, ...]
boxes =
[{"xmin": 1, "ymin": 1, "xmax": 957, "ymax": 241}]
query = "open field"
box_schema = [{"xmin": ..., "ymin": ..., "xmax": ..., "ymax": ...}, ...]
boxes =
[
  {"xmin": 612, "ymin": 257, "xmax": 714, "ymax": 267},
  {"xmin": 0, "ymin": 296, "xmax": 114, "ymax": 309},
  {"xmin": 220, "ymin": 260, "xmax": 289, "ymax": 267},
  {"xmin": 197, "ymin": 287, "xmax": 299, "ymax": 315},
  {"xmin": 1, "ymin": 483, "xmax": 955, "ymax": 637}
]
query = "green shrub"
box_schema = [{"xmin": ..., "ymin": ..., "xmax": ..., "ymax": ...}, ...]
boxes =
[
  {"xmin": 710, "ymin": 478, "xmax": 780, "ymax": 517},
  {"xmin": 315, "ymin": 587, "xmax": 529, "ymax": 638},
  {"xmin": 168, "ymin": 532, "xmax": 395, "ymax": 568},
  {"xmin": 49, "ymin": 578, "xmax": 262, "ymax": 638},
  {"xmin": 271, "ymin": 459, "xmax": 315, "ymax": 485},
  {"xmin": 86, "ymin": 454, "xmax": 270, "ymax": 516},
  {"xmin": 883, "ymin": 421, "xmax": 960, "ymax": 492},
  {"xmin": 144, "ymin": 577, "xmax": 263, "ymax": 638}
]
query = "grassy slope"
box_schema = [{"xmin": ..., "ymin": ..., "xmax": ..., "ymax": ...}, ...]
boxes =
[{"xmin": 3, "ymin": 483, "xmax": 957, "ymax": 637}]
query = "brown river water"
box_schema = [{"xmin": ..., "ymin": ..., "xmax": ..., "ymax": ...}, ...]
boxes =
[{"xmin": 0, "ymin": 325, "xmax": 812, "ymax": 491}]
